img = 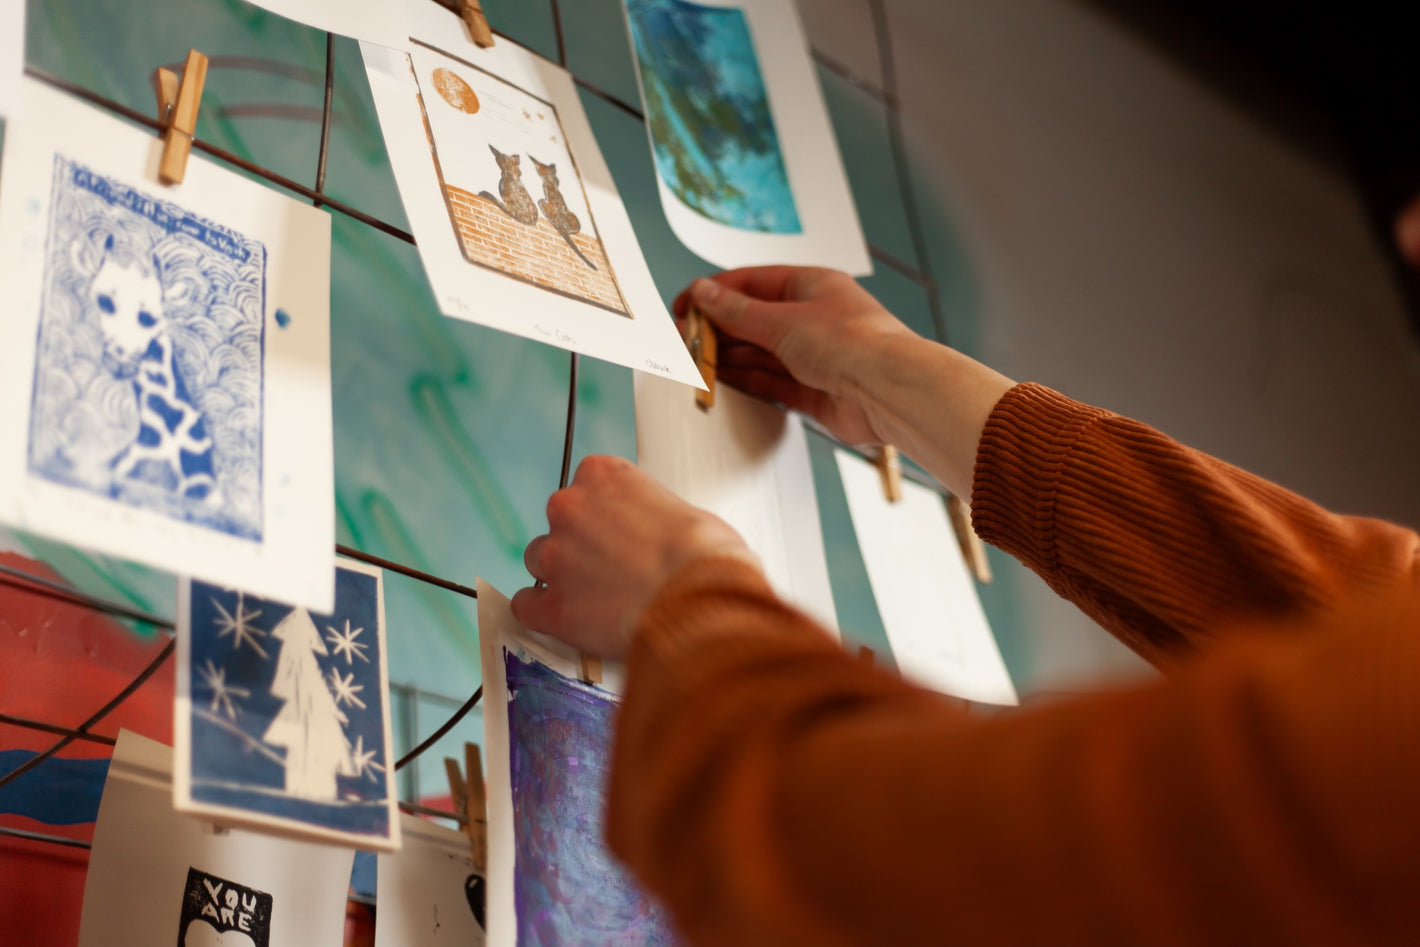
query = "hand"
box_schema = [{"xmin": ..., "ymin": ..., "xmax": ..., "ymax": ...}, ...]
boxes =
[
  {"xmin": 511, "ymin": 455, "xmax": 758, "ymax": 659},
  {"xmin": 674, "ymin": 267, "xmax": 918, "ymax": 447}
]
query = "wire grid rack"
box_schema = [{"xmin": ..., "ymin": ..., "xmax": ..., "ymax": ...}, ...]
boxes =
[{"xmin": 0, "ymin": 0, "xmax": 951, "ymax": 855}]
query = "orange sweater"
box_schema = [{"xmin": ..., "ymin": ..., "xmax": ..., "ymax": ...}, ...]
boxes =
[{"xmin": 608, "ymin": 383, "xmax": 1420, "ymax": 946}]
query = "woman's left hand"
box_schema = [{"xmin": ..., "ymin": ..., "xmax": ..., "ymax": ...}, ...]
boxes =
[{"xmin": 511, "ymin": 455, "xmax": 757, "ymax": 659}]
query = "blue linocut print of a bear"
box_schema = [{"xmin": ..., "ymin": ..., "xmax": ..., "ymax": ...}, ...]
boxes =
[{"xmin": 28, "ymin": 157, "xmax": 265, "ymax": 540}]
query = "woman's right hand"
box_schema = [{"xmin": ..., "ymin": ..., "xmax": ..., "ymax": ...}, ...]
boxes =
[{"xmin": 674, "ymin": 267, "xmax": 918, "ymax": 448}]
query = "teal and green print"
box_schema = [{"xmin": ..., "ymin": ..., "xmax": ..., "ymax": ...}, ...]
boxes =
[{"xmin": 627, "ymin": 0, "xmax": 802, "ymax": 234}]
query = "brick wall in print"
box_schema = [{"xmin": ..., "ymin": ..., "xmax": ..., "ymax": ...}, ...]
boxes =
[{"xmin": 445, "ymin": 187, "xmax": 629, "ymax": 316}]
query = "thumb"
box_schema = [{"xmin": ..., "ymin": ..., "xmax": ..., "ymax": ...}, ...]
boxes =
[{"xmin": 688, "ymin": 278, "xmax": 792, "ymax": 351}]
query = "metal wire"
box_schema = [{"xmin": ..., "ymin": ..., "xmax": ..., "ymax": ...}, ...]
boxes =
[
  {"xmin": 5, "ymin": 1, "xmax": 947, "ymax": 856},
  {"xmin": 313, "ymin": 31, "xmax": 336, "ymax": 207},
  {"xmin": 0, "ymin": 639, "xmax": 175, "ymax": 791},
  {"xmin": 867, "ymin": 0, "xmax": 950, "ymax": 345},
  {"xmin": 0, "ymin": 826, "xmax": 93, "ymax": 851},
  {"xmin": 393, "ymin": 686, "xmax": 483, "ymax": 772},
  {"xmin": 0, "ymin": 714, "xmax": 118, "ymax": 747}
]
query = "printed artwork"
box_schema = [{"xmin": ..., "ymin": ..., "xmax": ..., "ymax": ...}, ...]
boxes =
[
  {"xmin": 175, "ymin": 559, "xmax": 401, "ymax": 849},
  {"xmin": 412, "ymin": 44, "xmax": 629, "ymax": 316},
  {"xmin": 628, "ymin": 0, "xmax": 799, "ymax": 234},
  {"xmin": 239, "ymin": 0, "xmax": 408, "ymax": 46},
  {"xmin": 360, "ymin": 3, "xmax": 702, "ymax": 385},
  {"xmin": 376, "ymin": 813, "xmax": 487, "ymax": 945},
  {"xmin": 29, "ymin": 157, "xmax": 265, "ymax": 540},
  {"xmin": 635, "ymin": 372, "xmax": 839, "ymax": 632},
  {"xmin": 621, "ymin": 0, "xmax": 871, "ymax": 274},
  {"xmin": 78, "ymin": 731, "xmax": 354, "ymax": 947},
  {"xmin": 176, "ymin": 868, "xmax": 273, "ymax": 947},
  {"xmin": 0, "ymin": 78, "xmax": 335, "ymax": 612},
  {"xmin": 505, "ymin": 652, "xmax": 675, "ymax": 944},
  {"xmin": 477, "ymin": 581, "xmax": 679, "ymax": 946},
  {"xmin": 834, "ymin": 450, "xmax": 1017, "ymax": 704}
]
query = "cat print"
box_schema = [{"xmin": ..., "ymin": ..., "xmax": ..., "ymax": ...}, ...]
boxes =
[
  {"xmin": 477, "ymin": 145, "xmax": 539, "ymax": 226},
  {"xmin": 529, "ymin": 155, "xmax": 597, "ymax": 271}
]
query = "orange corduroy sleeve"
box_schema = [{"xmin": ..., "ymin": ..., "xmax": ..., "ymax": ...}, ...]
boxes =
[{"xmin": 606, "ymin": 384, "xmax": 1420, "ymax": 946}]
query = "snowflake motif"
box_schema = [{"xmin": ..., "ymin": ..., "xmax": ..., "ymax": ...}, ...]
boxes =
[
  {"xmin": 199, "ymin": 659, "xmax": 250, "ymax": 721},
  {"xmin": 212, "ymin": 594, "xmax": 268, "ymax": 659},
  {"xmin": 349, "ymin": 735, "xmax": 384, "ymax": 783},
  {"xmin": 328, "ymin": 668, "xmax": 367, "ymax": 711},
  {"xmin": 324, "ymin": 619, "xmax": 370, "ymax": 665}
]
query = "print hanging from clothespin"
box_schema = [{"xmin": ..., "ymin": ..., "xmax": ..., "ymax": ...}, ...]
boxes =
[
  {"xmin": 948, "ymin": 494, "xmax": 993, "ymax": 584},
  {"xmin": 458, "ymin": 0, "xmax": 496, "ymax": 47},
  {"xmin": 152, "ymin": 50, "xmax": 208, "ymax": 185},
  {"xmin": 684, "ymin": 306, "xmax": 718, "ymax": 410},
  {"xmin": 444, "ymin": 742, "xmax": 488, "ymax": 873},
  {"xmin": 875, "ymin": 445, "xmax": 903, "ymax": 503}
]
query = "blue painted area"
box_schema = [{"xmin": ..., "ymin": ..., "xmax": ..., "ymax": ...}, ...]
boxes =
[
  {"xmin": 187, "ymin": 567, "xmax": 394, "ymax": 841},
  {"xmin": 505, "ymin": 651, "xmax": 675, "ymax": 944},
  {"xmin": 28, "ymin": 156, "xmax": 266, "ymax": 541},
  {"xmin": 275, "ymin": 308, "xmax": 291, "ymax": 328},
  {"xmin": 0, "ymin": 750, "xmax": 108, "ymax": 825},
  {"xmin": 628, "ymin": 0, "xmax": 800, "ymax": 234}
]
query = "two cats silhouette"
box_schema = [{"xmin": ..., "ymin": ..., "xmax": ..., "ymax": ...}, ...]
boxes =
[{"xmin": 478, "ymin": 145, "xmax": 597, "ymax": 270}]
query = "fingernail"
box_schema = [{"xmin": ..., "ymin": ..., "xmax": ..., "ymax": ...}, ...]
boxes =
[{"xmin": 690, "ymin": 278, "xmax": 720, "ymax": 306}]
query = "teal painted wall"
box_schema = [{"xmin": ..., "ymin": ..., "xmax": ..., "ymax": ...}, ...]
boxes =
[{"xmin": 11, "ymin": 0, "xmax": 1017, "ymax": 801}]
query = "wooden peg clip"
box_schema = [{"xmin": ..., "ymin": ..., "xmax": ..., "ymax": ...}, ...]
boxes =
[
  {"xmin": 684, "ymin": 306, "xmax": 717, "ymax": 410},
  {"xmin": 152, "ymin": 50, "xmax": 208, "ymax": 186},
  {"xmin": 444, "ymin": 743, "xmax": 488, "ymax": 872},
  {"xmin": 458, "ymin": 0, "xmax": 496, "ymax": 48},
  {"xmin": 875, "ymin": 445, "xmax": 903, "ymax": 503},
  {"xmin": 856, "ymin": 645, "xmax": 875, "ymax": 666},
  {"xmin": 579, "ymin": 653, "xmax": 603, "ymax": 685},
  {"xmin": 947, "ymin": 495, "xmax": 993, "ymax": 584}
]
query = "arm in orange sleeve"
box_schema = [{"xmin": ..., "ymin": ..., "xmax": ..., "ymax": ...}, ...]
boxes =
[
  {"xmin": 606, "ymin": 384, "xmax": 1420, "ymax": 946},
  {"xmin": 972, "ymin": 384, "xmax": 1420, "ymax": 663},
  {"xmin": 609, "ymin": 557, "xmax": 1420, "ymax": 947}
]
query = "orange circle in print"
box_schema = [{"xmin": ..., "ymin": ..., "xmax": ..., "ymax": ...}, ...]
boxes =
[{"xmin": 432, "ymin": 68, "xmax": 479, "ymax": 114}]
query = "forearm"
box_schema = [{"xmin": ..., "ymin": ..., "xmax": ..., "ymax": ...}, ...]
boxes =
[
  {"xmin": 609, "ymin": 557, "xmax": 1420, "ymax": 946},
  {"xmin": 850, "ymin": 332, "xmax": 1015, "ymax": 500},
  {"xmin": 973, "ymin": 384, "xmax": 1420, "ymax": 660}
]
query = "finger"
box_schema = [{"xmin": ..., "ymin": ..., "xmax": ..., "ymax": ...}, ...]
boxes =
[
  {"xmin": 687, "ymin": 278, "xmax": 803, "ymax": 352},
  {"xmin": 672, "ymin": 266, "xmax": 803, "ymax": 317},
  {"xmin": 718, "ymin": 339, "xmax": 791, "ymax": 377},
  {"xmin": 718, "ymin": 366, "xmax": 821, "ymax": 416},
  {"xmin": 709, "ymin": 266, "xmax": 817, "ymax": 302},
  {"xmin": 510, "ymin": 584, "xmax": 562, "ymax": 636},
  {"xmin": 523, "ymin": 534, "xmax": 548, "ymax": 578}
]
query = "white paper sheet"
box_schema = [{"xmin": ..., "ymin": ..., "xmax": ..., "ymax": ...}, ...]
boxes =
[
  {"xmin": 376, "ymin": 813, "xmax": 487, "ymax": 946},
  {"xmin": 835, "ymin": 449, "xmax": 1016, "ymax": 704},
  {"xmin": 175, "ymin": 558, "xmax": 401, "ymax": 850},
  {"xmin": 635, "ymin": 372, "xmax": 838, "ymax": 632},
  {"xmin": 0, "ymin": 79, "xmax": 335, "ymax": 611},
  {"xmin": 477, "ymin": 581, "xmax": 675, "ymax": 946},
  {"xmin": 623, "ymin": 0, "xmax": 871, "ymax": 275},
  {"xmin": 242, "ymin": 0, "xmax": 407, "ymax": 47},
  {"xmin": 79, "ymin": 731, "xmax": 354, "ymax": 947},
  {"xmin": 0, "ymin": 0, "xmax": 23, "ymax": 118},
  {"xmin": 360, "ymin": 2, "xmax": 702, "ymax": 387}
]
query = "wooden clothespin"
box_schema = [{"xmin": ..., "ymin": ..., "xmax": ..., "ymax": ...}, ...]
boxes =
[
  {"xmin": 684, "ymin": 306, "xmax": 717, "ymax": 410},
  {"xmin": 875, "ymin": 445, "xmax": 903, "ymax": 503},
  {"xmin": 947, "ymin": 495, "xmax": 993, "ymax": 584},
  {"xmin": 856, "ymin": 645, "xmax": 875, "ymax": 666},
  {"xmin": 457, "ymin": 0, "xmax": 496, "ymax": 48},
  {"xmin": 444, "ymin": 743, "xmax": 488, "ymax": 872},
  {"xmin": 579, "ymin": 653, "xmax": 602, "ymax": 685},
  {"xmin": 152, "ymin": 50, "xmax": 208, "ymax": 185}
]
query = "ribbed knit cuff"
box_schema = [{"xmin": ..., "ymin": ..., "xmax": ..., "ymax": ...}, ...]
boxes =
[{"xmin": 971, "ymin": 382, "xmax": 1112, "ymax": 575}]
